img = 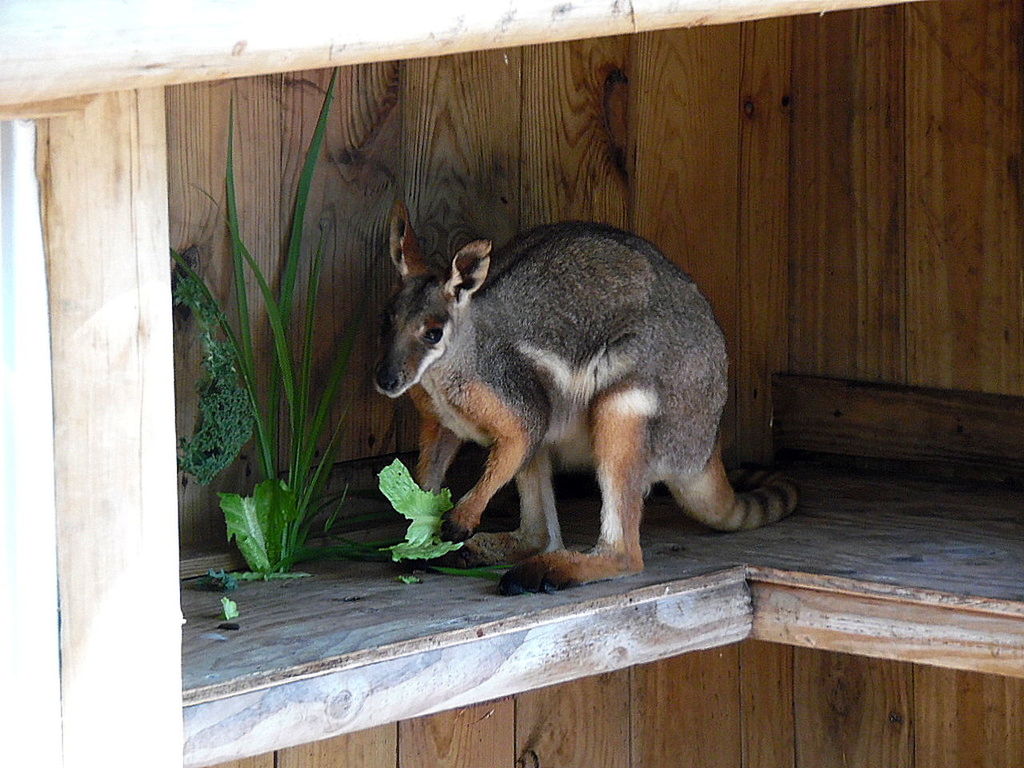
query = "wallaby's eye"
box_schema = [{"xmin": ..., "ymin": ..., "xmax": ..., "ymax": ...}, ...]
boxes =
[{"xmin": 423, "ymin": 327, "xmax": 443, "ymax": 345}]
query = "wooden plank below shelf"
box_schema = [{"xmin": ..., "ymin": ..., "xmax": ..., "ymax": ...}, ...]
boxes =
[
  {"xmin": 182, "ymin": 571, "xmax": 751, "ymax": 766},
  {"xmin": 516, "ymin": 672, "xmax": 630, "ymax": 768},
  {"xmin": 792, "ymin": 649, "xmax": 913, "ymax": 768},
  {"xmin": 913, "ymin": 665, "xmax": 1024, "ymax": 767},
  {"xmin": 751, "ymin": 580, "xmax": 1024, "ymax": 678},
  {"xmin": 0, "ymin": 0, "xmax": 926, "ymax": 108},
  {"xmin": 631, "ymin": 647, "xmax": 742, "ymax": 768},
  {"xmin": 399, "ymin": 699, "xmax": 515, "ymax": 768},
  {"xmin": 276, "ymin": 726, "xmax": 397, "ymax": 768},
  {"xmin": 773, "ymin": 374, "xmax": 1024, "ymax": 482}
]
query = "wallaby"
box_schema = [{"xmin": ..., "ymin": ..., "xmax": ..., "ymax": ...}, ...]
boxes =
[{"xmin": 374, "ymin": 201, "xmax": 798, "ymax": 595}]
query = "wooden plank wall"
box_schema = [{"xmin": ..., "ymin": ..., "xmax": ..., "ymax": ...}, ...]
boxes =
[
  {"xmin": 785, "ymin": 4, "xmax": 1024, "ymax": 767},
  {"xmin": 169, "ymin": 23, "xmax": 792, "ymax": 548},
  {"xmin": 172, "ymin": 1, "xmax": 1024, "ymax": 766},
  {"xmin": 204, "ymin": 640, "xmax": 1024, "ymax": 768}
]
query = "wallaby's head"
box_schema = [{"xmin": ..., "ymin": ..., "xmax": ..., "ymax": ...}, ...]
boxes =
[{"xmin": 374, "ymin": 201, "xmax": 492, "ymax": 398}]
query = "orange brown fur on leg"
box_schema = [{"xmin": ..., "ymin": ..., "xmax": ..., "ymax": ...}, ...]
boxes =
[
  {"xmin": 408, "ymin": 385, "xmax": 461, "ymax": 493},
  {"xmin": 440, "ymin": 381, "xmax": 531, "ymax": 542},
  {"xmin": 499, "ymin": 385, "xmax": 649, "ymax": 594}
]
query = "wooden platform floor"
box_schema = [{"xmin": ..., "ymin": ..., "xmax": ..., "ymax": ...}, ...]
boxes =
[{"xmin": 181, "ymin": 463, "xmax": 1024, "ymax": 765}]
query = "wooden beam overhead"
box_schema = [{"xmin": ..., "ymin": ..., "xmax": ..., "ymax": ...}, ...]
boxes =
[{"xmin": 1, "ymin": 0, "xmax": 925, "ymax": 109}]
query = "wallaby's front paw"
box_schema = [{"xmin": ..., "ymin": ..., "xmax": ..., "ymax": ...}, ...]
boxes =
[
  {"xmin": 440, "ymin": 499, "xmax": 484, "ymax": 542},
  {"xmin": 439, "ymin": 514, "xmax": 473, "ymax": 543}
]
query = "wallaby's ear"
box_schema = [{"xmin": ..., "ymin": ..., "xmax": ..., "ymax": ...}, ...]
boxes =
[
  {"xmin": 444, "ymin": 239, "xmax": 492, "ymax": 304},
  {"xmin": 388, "ymin": 200, "xmax": 428, "ymax": 279}
]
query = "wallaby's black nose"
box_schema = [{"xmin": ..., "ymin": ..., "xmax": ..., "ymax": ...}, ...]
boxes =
[{"xmin": 374, "ymin": 365, "xmax": 401, "ymax": 396}]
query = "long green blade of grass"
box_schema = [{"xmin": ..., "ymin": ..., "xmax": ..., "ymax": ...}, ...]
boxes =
[
  {"xmin": 225, "ymin": 108, "xmax": 276, "ymax": 481},
  {"xmin": 280, "ymin": 69, "xmax": 338, "ymax": 327},
  {"xmin": 296, "ymin": 310, "xmax": 360, "ymax": 511},
  {"xmin": 287, "ymin": 73, "xmax": 338, "ymax": 494},
  {"xmin": 234, "ymin": 236, "xmax": 299, "ymax": 418},
  {"xmin": 292, "ymin": 224, "xmax": 329, "ymax": 490}
]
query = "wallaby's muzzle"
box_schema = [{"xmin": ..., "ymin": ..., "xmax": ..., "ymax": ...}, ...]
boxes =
[{"xmin": 373, "ymin": 360, "xmax": 406, "ymax": 398}]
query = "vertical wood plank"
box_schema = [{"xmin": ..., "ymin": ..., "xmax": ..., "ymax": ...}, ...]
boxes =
[
  {"xmin": 403, "ymin": 48, "xmax": 521, "ymax": 256},
  {"xmin": 631, "ymin": 646, "xmax": 743, "ymax": 768},
  {"xmin": 399, "ymin": 699, "xmax": 515, "ymax": 768},
  {"xmin": 520, "ymin": 36, "xmax": 632, "ymax": 229},
  {"xmin": 914, "ymin": 666, "xmax": 1024, "ymax": 768},
  {"xmin": 788, "ymin": 7, "xmax": 906, "ymax": 383},
  {"xmin": 400, "ymin": 48, "xmax": 521, "ymax": 449},
  {"xmin": 739, "ymin": 640, "xmax": 795, "ymax": 768},
  {"xmin": 166, "ymin": 79, "xmax": 234, "ymax": 549},
  {"xmin": 279, "ymin": 64, "xmax": 404, "ymax": 462},
  {"xmin": 167, "ymin": 76, "xmax": 286, "ymax": 549},
  {"xmin": 905, "ymin": 0, "xmax": 1024, "ymax": 396},
  {"xmin": 206, "ymin": 755, "xmax": 274, "ymax": 768},
  {"xmin": 515, "ymin": 671, "xmax": 630, "ymax": 768},
  {"xmin": 277, "ymin": 725, "xmax": 398, "ymax": 768},
  {"xmin": 40, "ymin": 88, "xmax": 182, "ymax": 766},
  {"xmin": 793, "ymin": 648, "xmax": 912, "ymax": 768},
  {"xmin": 630, "ymin": 25, "xmax": 742, "ymax": 459},
  {"xmin": 735, "ymin": 18, "xmax": 792, "ymax": 463}
]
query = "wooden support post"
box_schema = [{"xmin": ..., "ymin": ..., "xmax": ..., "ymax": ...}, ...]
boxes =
[{"xmin": 38, "ymin": 88, "xmax": 183, "ymax": 767}]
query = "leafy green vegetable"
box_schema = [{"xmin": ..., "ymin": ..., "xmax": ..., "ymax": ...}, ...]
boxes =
[
  {"xmin": 173, "ymin": 262, "xmax": 253, "ymax": 485},
  {"xmin": 221, "ymin": 478, "xmax": 305, "ymax": 574},
  {"xmin": 197, "ymin": 568, "xmax": 239, "ymax": 592},
  {"xmin": 385, "ymin": 539, "xmax": 464, "ymax": 562},
  {"xmin": 378, "ymin": 459, "xmax": 463, "ymax": 562},
  {"xmin": 396, "ymin": 574, "xmax": 422, "ymax": 585},
  {"xmin": 220, "ymin": 597, "xmax": 239, "ymax": 621}
]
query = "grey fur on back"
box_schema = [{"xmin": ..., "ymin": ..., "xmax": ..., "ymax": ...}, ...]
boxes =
[{"xmin": 440, "ymin": 221, "xmax": 728, "ymax": 482}]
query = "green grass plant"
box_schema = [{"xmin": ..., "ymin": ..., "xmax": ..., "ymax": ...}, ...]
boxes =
[{"xmin": 173, "ymin": 70, "xmax": 376, "ymax": 574}]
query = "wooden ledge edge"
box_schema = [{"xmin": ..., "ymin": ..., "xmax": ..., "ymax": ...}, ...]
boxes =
[
  {"xmin": 747, "ymin": 566, "xmax": 1024, "ymax": 619},
  {"xmin": 182, "ymin": 565, "xmax": 1024, "ymax": 765},
  {"xmin": 750, "ymin": 579, "xmax": 1024, "ymax": 679},
  {"xmin": 182, "ymin": 566, "xmax": 749, "ymax": 706},
  {"xmin": 182, "ymin": 572, "xmax": 751, "ymax": 766}
]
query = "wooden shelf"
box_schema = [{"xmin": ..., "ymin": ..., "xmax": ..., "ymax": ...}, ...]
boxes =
[{"xmin": 181, "ymin": 463, "xmax": 1024, "ymax": 766}]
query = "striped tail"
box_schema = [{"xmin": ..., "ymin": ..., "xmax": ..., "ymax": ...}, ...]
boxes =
[
  {"xmin": 725, "ymin": 467, "xmax": 800, "ymax": 529},
  {"xmin": 667, "ymin": 451, "xmax": 799, "ymax": 532}
]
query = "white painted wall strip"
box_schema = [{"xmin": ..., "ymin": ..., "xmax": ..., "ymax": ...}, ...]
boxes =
[{"xmin": 0, "ymin": 119, "xmax": 62, "ymax": 768}]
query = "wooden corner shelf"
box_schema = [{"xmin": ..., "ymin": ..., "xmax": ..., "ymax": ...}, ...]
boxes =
[{"xmin": 181, "ymin": 462, "xmax": 1024, "ymax": 766}]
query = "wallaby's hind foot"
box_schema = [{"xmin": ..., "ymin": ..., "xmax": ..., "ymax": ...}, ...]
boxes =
[
  {"xmin": 441, "ymin": 530, "xmax": 547, "ymax": 569},
  {"xmin": 498, "ymin": 549, "xmax": 643, "ymax": 595},
  {"xmin": 666, "ymin": 447, "xmax": 799, "ymax": 532}
]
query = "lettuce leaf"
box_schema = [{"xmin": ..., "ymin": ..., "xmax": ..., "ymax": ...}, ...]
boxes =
[
  {"xmin": 220, "ymin": 597, "xmax": 239, "ymax": 621},
  {"xmin": 378, "ymin": 459, "xmax": 462, "ymax": 562},
  {"xmin": 220, "ymin": 478, "xmax": 298, "ymax": 573}
]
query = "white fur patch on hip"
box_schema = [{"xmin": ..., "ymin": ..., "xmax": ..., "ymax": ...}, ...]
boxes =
[{"xmin": 604, "ymin": 387, "xmax": 660, "ymax": 418}]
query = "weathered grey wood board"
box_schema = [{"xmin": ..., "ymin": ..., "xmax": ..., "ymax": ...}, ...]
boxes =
[{"xmin": 183, "ymin": 571, "xmax": 750, "ymax": 766}]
